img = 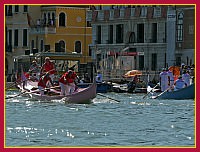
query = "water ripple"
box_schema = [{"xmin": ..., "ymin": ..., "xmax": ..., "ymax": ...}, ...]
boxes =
[{"xmin": 5, "ymin": 91, "xmax": 195, "ymax": 147}]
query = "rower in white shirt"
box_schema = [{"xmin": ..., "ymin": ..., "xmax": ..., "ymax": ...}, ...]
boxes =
[
  {"xmin": 182, "ymin": 70, "xmax": 190, "ymax": 86},
  {"xmin": 159, "ymin": 68, "xmax": 169, "ymax": 92},
  {"xmin": 174, "ymin": 75, "xmax": 187, "ymax": 91}
]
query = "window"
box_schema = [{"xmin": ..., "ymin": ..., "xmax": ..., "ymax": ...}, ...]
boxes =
[
  {"xmin": 151, "ymin": 23, "xmax": 157, "ymax": 43},
  {"xmin": 151, "ymin": 53, "xmax": 157, "ymax": 71},
  {"xmin": 177, "ymin": 12, "xmax": 183, "ymax": 42},
  {"xmin": 176, "ymin": 56, "xmax": 181, "ymax": 66},
  {"xmin": 87, "ymin": 21, "xmax": 91, "ymax": 27},
  {"xmin": 14, "ymin": 29, "xmax": 18, "ymax": 46},
  {"xmin": 108, "ymin": 25, "xmax": 113, "ymax": 44},
  {"xmin": 137, "ymin": 23, "xmax": 144, "ymax": 43},
  {"xmin": 59, "ymin": 40, "xmax": 65, "ymax": 52},
  {"xmin": 23, "ymin": 29, "xmax": 28, "ymax": 46},
  {"xmin": 59, "ymin": 12, "xmax": 66, "ymax": 27},
  {"xmin": 96, "ymin": 25, "xmax": 101, "ymax": 44},
  {"xmin": 14, "ymin": 5, "xmax": 19, "ymax": 13},
  {"xmin": 75, "ymin": 41, "xmax": 81, "ymax": 53},
  {"xmin": 116, "ymin": 24, "xmax": 124, "ymax": 43},
  {"xmin": 8, "ymin": 5, "xmax": 12, "ymax": 16},
  {"xmin": 89, "ymin": 46, "xmax": 92, "ymax": 56},
  {"xmin": 40, "ymin": 40, "xmax": 43, "ymax": 52},
  {"xmin": 8, "ymin": 30, "xmax": 12, "ymax": 47},
  {"xmin": 24, "ymin": 5, "xmax": 28, "ymax": 12},
  {"xmin": 48, "ymin": 12, "xmax": 51, "ymax": 25},
  {"xmin": 139, "ymin": 55, "xmax": 144, "ymax": 70},
  {"xmin": 43, "ymin": 13, "xmax": 47, "ymax": 25},
  {"xmin": 52, "ymin": 13, "xmax": 55, "ymax": 26},
  {"xmin": 31, "ymin": 40, "xmax": 34, "ymax": 51},
  {"xmin": 129, "ymin": 48, "xmax": 136, "ymax": 52}
]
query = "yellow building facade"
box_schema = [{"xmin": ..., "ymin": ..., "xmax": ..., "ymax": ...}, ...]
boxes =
[
  {"xmin": 29, "ymin": 5, "xmax": 93, "ymax": 75},
  {"xmin": 6, "ymin": 5, "xmax": 93, "ymax": 81}
]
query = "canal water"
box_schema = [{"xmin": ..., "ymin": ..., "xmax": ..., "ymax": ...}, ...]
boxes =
[{"xmin": 5, "ymin": 90, "xmax": 195, "ymax": 147}]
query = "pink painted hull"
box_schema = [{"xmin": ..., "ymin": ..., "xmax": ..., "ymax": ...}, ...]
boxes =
[{"xmin": 18, "ymin": 80, "xmax": 97, "ymax": 104}]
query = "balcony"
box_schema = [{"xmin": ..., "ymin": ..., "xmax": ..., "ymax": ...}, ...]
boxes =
[{"xmin": 29, "ymin": 26, "xmax": 56, "ymax": 34}]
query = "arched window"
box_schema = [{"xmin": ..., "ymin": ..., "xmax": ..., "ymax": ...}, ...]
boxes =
[
  {"xmin": 59, "ymin": 12, "xmax": 66, "ymax": 27},
  {"xmin": 59, "ymin": 40, "xmax": 65, "ymax": 52},
  {"xmin": 177, "ymin": 12, "xmax": 184, "ymax": 41},
  {"xmin": 75, "ymin": 41, "xmax": 81, "ymax": 53}
]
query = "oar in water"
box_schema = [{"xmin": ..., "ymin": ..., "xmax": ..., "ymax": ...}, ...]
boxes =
[
  {"xmin": 152, "ymin": 87, "xmax": 171, "ymax": 99},
  {"xmin": 97, "ymin": 93, "xmax": 120, "ymax": 102},
  {"xmin": 143, "ymin": 84, "xmax": 159, "ymax": 99},
  {"xmin": 5, "ymin": 86, "xmax": 60, "ymax": 99}
]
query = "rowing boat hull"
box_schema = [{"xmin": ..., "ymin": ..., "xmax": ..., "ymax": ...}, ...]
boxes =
[
  {"xmin": 62, "ymin": 82, "xmax": 97, "ymax": 104},
  {"xmin": 155, "ymin": 83, "xmax": 195, "ymax": 100},
  {"xmin": 29, "ymin": 82, "xmax": 96, "ymax": 104}
]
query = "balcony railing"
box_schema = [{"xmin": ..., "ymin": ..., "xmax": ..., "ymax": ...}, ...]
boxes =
[{"xmin": 29, "ymin": 26, "xmax": 56, "ymax": 34}]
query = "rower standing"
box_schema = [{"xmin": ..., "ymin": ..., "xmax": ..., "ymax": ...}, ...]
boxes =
[
  {"xmin": 159, "ymin": 68, "xmax": 169, "ymax": 92},
  {"xmin": 167, "ymin": 68, "xmax": 174, "ymax": 91},
  {"xmin": 38, "ymin": 72, "xmax": 54, "ymax": 95},
  {"xmin": 20, "ymin": 65, "xmax": 29, "ymax": 91},
  {"xmin": 40, "ymin": 57, "xmax": 56, "ymax": 82},
  {"xmin": 59, "ymin": 70, "xmax": 77, "ymax": 95},
  {"xmin": 29, "ymin": 60, "xmax": 40, "ymax": 81}
]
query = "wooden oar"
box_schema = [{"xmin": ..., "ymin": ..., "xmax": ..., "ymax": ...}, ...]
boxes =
[
  {"xmin": 97, "ymin": 93, "xmax": 120, "ymax": 102},
  {"xmin": 40, "ymin": 68, "xmax": 56, "ymax": 76},
  {"xmin": 5, "ymin": 86, "xmax": 60, "ymax": 99},
  {"xmin": 142, "ymin": 84, "xmax": 159, "ymax": 99},
  {"xmin": 6, "ymin": 80, "xmax": 22, "ymax": 90},
  {"xmin": 153, "ymin": 87, "xmax": 171, "ymax": 99}
]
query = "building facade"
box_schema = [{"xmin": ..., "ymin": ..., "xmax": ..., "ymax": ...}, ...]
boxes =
[
  {"xmin": 5, "ymin": 5, "xmax": 93, "ymax": 81},
  {"xmin": 87, "ymin": 5, "xmax": 195, "ymax": 82}
]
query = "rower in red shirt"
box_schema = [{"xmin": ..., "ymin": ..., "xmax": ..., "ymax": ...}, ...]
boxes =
[
  {"xmin": 40, "ymin": 57, "xmax": 56, "ymax": 82},
  {"xmin": 38, "ymin": 72, "xmax": 54, "ymax": 95},
  {"xmin": 59, "ymin": 70, "xmax": 77, "ymax": 95}
]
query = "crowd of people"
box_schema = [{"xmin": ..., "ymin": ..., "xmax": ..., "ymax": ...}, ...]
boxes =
[
  {"xmin": 159, "ymin": 64, "xmax": 195, "ymax": 92},
  {"xmin": 30, "ymin": 57, "xmax": 79, "ymax": 96},
  {"xmin": 20, "ymin": 57, "xmax": 101, "ymax": 96},
  {"xmin": 19, "ymin": 56, "xmax": 195, "ymax": 95}
]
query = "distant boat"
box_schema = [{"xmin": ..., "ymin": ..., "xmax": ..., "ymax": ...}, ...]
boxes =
[
  {"xmin": 77, "ymin": 82, "xmax": 111, "ymax": 93},
  {"xmin": 152, "ymin": 83, "xmax": 195, "ymax": 100}
]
